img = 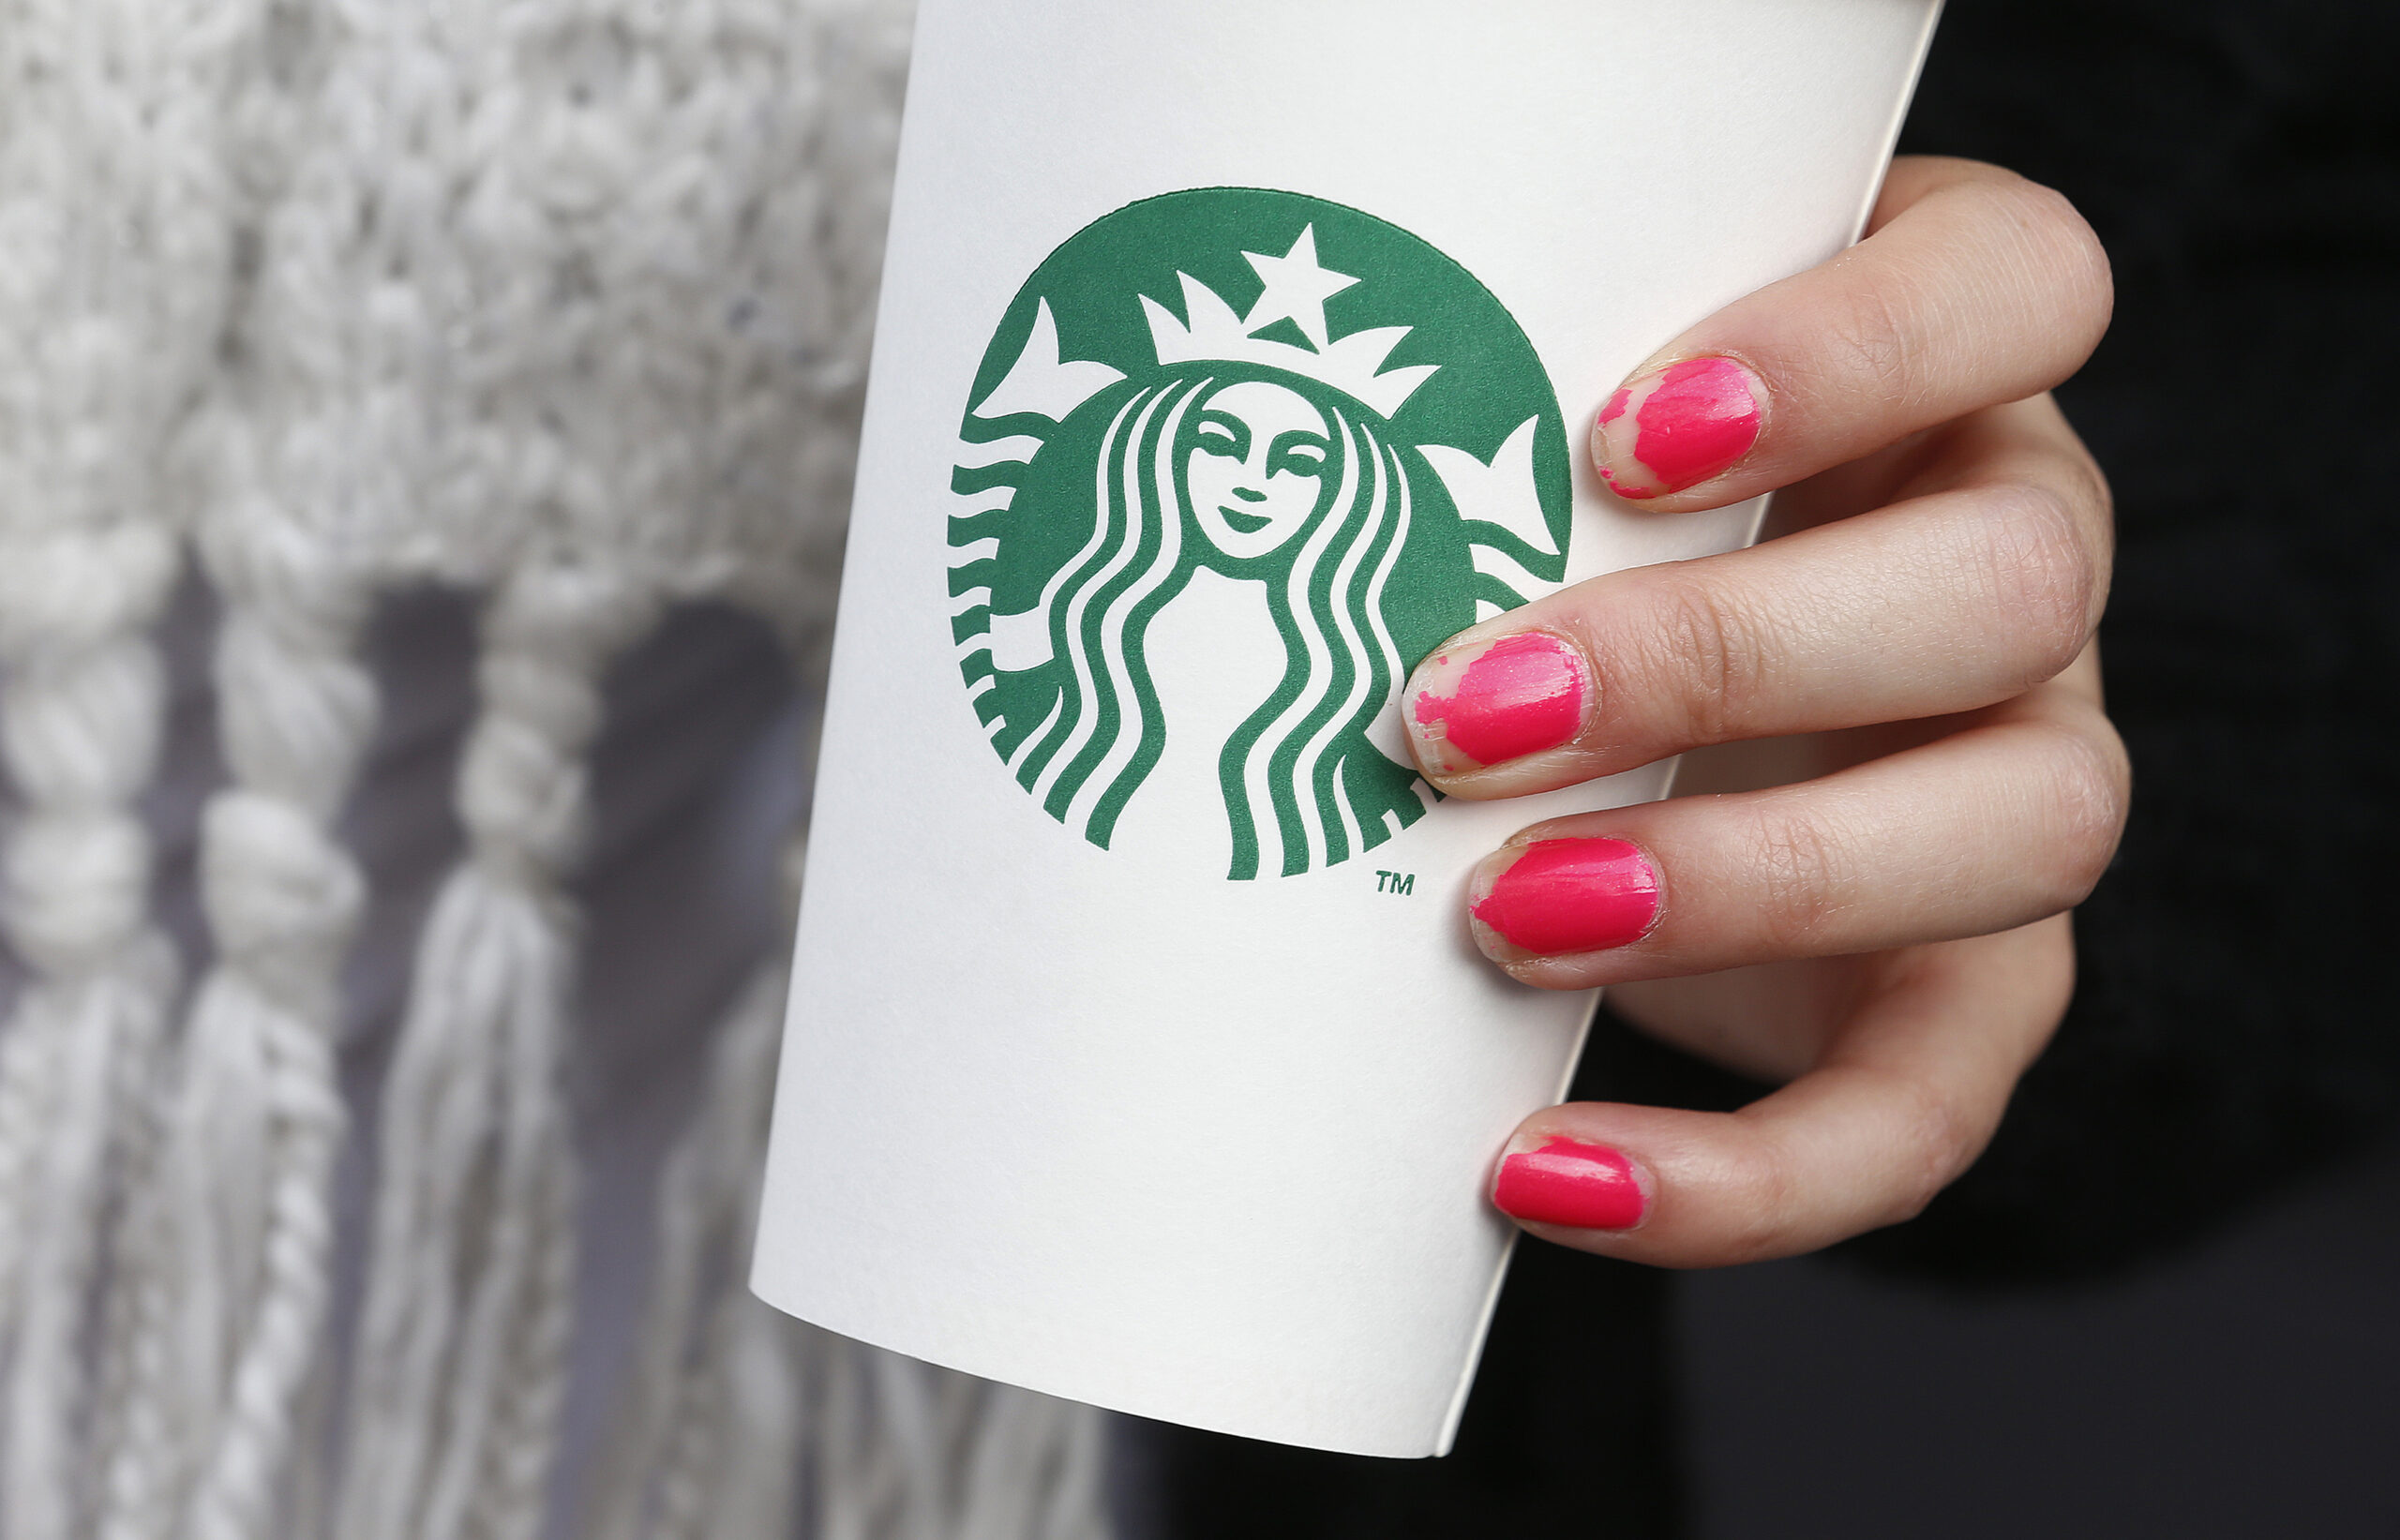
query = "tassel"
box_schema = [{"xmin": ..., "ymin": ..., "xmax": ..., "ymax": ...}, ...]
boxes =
[
  {"xmin": 0, "ymin": 527, "xmax": 185, "ymax": 1540},
  {"xmin": 169, "ymin": 509, "xmax": 377, "ymax": 1540},
  {"xmin": 338, "ymin": 564, "xmax": 656, "ymax": 1540}
]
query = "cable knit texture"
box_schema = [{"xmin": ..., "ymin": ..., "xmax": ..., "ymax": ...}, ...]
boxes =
[{"xmin": 0, "ymin": 2, "xmax": 1113, "ymax": 1536}]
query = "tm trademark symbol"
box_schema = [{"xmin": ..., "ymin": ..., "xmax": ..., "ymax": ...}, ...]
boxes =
[{"xmin": 1372, "ymin": 870, "xmax": 1416, "ymax": 896}]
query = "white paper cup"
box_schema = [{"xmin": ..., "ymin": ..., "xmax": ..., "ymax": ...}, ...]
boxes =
[{"xmin": 754, "ymin": 0, "xmax": 1942, "ymax": 1458}]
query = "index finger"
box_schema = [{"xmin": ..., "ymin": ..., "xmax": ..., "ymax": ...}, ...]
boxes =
[{"xmin": 1589, "ymin": 157, "xmax": 2112, "ymax": 507}]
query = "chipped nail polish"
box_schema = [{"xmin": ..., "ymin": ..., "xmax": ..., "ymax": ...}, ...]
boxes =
[
  {"xmin": 1406, "ymin": 632, "xmax": 1585, "ymax": 776},
  {"xmin": 1493, "ymin": 1135, "xmax": 1647, "ymax": 1231},
  {"xmin": 1592, "ymin": 355, "xmax": 1763, "ymax": 499},
  {"xmin": 1470, "ymin": 837, "xmax": 1660, "ymax": 956}
]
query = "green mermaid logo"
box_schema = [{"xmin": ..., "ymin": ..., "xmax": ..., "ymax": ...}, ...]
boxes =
[{"xmin": 950, "ymin": 188, "xmax": 1570, "ymax": 879}]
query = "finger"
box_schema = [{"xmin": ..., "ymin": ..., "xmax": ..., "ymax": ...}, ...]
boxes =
[
  {"xmin": 1587, "ymin": 157, "xmax": 2111, "ymax": 506},
  {"xmin": 1405, "ymin": 395, "xmax": 2111, "ymax": 797},
  {"xmin": 1459, "ymin": 652, "xmax": 2128, "ymax": 990},
  {"xmin": 1488, "ymin": 915, "xmax": 2072, "ymax": 1266}
]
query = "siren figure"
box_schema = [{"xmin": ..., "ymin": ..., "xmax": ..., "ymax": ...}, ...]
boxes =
[
  {"xmin": 1037, "ymin": 366, "xmax": 1431, "ymax": 879},
  {"xmin": 955, "ymin": 217, "xmax": 1563, "ymax": 879}
]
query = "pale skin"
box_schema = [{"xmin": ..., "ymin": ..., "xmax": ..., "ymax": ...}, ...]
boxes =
[{"xmin": 1422, "ymin": 157, "xmax": 2128, "ymax": 1266}]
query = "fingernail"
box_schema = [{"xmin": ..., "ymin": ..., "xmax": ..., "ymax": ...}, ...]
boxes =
[
  {"xmin": 1470, "ymin": 838, "xmax": 1660, "ymax": 956},
  {"xmin": 1592, "ymin": 355, "xmax": 1764, "ymax": 500},
  {"xmin": 1493, "ymin": 1135, "xmax": 1647, "ymax": 1231},
  {"xmin": 1405, "ymin": 632, "xmax": 1586, "ymax": 777}
]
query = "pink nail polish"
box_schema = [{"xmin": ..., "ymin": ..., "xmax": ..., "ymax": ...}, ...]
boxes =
[
  {"xmin": 1405, "ymin": 632, "xmax": 1585, "ymax": 776},
  {"xmin": 1493, "ymin": 1136, "xmax": 1646, "ymax": 1231},
  {"xmin": 1470, "ymin": 838, "xmax": 1659, "ymax": 956},
  {"xmin": 1592, "ymin": 356, "xmax": 1763, "ymax": 499}
]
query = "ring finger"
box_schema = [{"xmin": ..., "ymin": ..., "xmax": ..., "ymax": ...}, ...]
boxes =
[{"xmin": 1462, "ymin": 653, "xmax": 2128, "ymax": 990}]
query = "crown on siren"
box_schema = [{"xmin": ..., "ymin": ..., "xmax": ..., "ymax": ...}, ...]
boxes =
[{"xmin": 1140, "ymin": 225, "xmax": 1438, "ymax": 419}]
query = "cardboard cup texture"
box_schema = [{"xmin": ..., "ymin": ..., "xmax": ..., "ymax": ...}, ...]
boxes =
[{"xmin": 753, "ymin": 0, "xmax": 1943, "ymax": 1458}]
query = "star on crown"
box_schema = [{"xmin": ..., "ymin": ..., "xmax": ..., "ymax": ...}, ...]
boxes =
[{"xmin": 1141, "ymin": 225, "xmax": 1438, "ymax": 419}]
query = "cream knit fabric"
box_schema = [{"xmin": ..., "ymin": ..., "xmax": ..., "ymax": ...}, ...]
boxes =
[{"xmin": 0, "ymin": 2, "xmax": 1112, "ymax": 1536}]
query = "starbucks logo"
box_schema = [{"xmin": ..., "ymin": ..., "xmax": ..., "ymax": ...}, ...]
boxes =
[{"xmin": 950, "ymin": 187, "xmax": 1569, "ymax": 880}]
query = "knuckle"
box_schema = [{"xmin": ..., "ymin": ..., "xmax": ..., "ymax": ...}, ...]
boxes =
[
  {"xmin": 2050, "ymin": 444, "xmax": 2117, "ymax": 574},
  {"xmin": 2027, "ymin": 718, "xmax": 2133, "ymax": 909},
  {"xmin": 1745, "ymin": 804, "xmax": 1857, "ymax": 954},
  {"xmin": 1613, "ymin": 571, "xmax": 1772, "ymax": 748},
  {"xmin": 1876, "ymin": 1072, "xmax": 1983, "ymax": 1226},
  {"xmin": 2027, "ymin": 182, "xmax": 2114, "ymax": 311},
  {"xmin": 1987, "ymin": 175, "xmax": 2116, "ymax": 346},
  {"xmin": 1994, "ymin": 173, "xmax": 2100, "ymax": 254},
  {"xmin": 1717, "ymin": 1138, "xmax": 1806, "ymax": 1265},
  {"xmin": 1822, "ymin": 276, "xmax": 1925, "ymax": 407},
  {"xmin": 2072, "ymin": 455, "xmax": 2118, "ymax": 598},
  {"xmin": 1970, "ymin": 480, "xmax": 2101, "ymax": 683}
]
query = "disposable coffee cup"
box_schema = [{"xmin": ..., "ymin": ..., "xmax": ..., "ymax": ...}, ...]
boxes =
[{"xmin": 755, "ymin": 0, "xmax": 1943, "ymax": 1458}]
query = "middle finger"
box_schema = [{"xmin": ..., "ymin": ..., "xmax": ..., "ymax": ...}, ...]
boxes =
[{"xmin": 1404, "ymin": 395, "xmax": 2110, "ymax": 800}]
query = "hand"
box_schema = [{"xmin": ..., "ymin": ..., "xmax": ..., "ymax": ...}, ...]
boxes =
[{"xmin": 1403, "ymin": 157, "xmax": 2127, "ymax": 1266}]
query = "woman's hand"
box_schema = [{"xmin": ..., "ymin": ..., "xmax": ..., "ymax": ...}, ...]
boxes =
[{"xmin": 1404, "ymin": 157, "xmax": 2127, "ymax": 1266}]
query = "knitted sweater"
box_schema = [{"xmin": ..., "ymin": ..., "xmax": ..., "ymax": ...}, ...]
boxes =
[{"xmin": 0, "ymin": 2, "xmax": 1108, "ymax": 1536}]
